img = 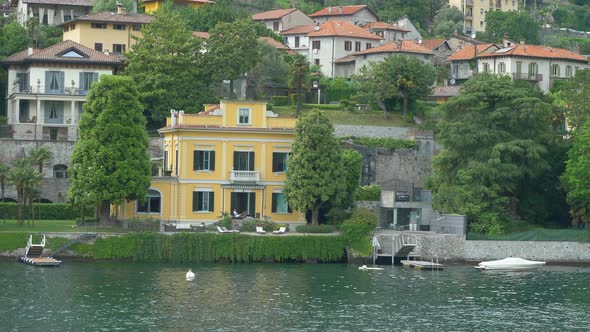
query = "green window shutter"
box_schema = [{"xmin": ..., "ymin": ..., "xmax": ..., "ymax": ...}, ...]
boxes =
[
  {"xmin": 193, "ymin": 150, "xmax": 199, "ymax": 170},
  {"xmin": 208, "ymin": 192, "xmax": 214, "ymax": 212},
  {"xmin": 192, "ymin": 191, "xmax": 198, "ymax": 212},
  {"xmin": 272, "ymin": 193, "xmax": 277, "ymax": 213},
  {"xmin": 45, "ymin": 71, "xmax": 50, "ymax": 93},
  {"xmin": 210, "ymin": 151, "xmax": 215, "ymax": 171},
  {"xmin": 249, "ymin": 152, "xmax": 254, "ymax": 171},
  {"xmin": 79, "ymin": 72, "xmax": 84, "ymax": 92},
  {"xmin": 59, "ymin": 71, "xmax": 65, "ymax": 93},
  {"xmin": 272, "ymin": 153, "xmax": 278, "ymax": 172},
  {"xmin": 233, "ymin": 151, "xmax": 239, "ymax": 170}
]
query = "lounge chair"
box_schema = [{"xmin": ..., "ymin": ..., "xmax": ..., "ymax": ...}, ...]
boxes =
[
  {"xmin": 222, "ymin": 226, "xmax": 239, "ymax": 233},
  {"xmin": 272, "ymin": 227, "xmax": 286, "ymax": 234},
  {"xmin": 216, "ymin": 226, "xmax": 228, "ymax": 233},
  {"xmin": 256, "ymin": 226, "xmax": 266, "ymax": 234}
]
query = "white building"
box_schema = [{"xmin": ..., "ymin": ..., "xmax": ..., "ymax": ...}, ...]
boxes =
[
  {"xmin": 309, "ymin": 5, "xmax": 378, "ymax": 25},
  {"xmin": 3, "ymin": 40, "xmax": 122, "ymax": 142},
  {"xmin": 281, "ymin": 24, "xmax": 314, "ymax": 57},
  {"xmin": 361, "ymin": 21, "xmax": 409, "ymax": 43},
  {"xmin": 448, "ymin": 43, "xmax": 499, "ymax": 82},
  {"xmin": 307, "ymin": 20, "xmax": 382, "ymax": 78},
  {"xmin": 334, "ymin": 40, "xmax": 434, "ymax": 78},
  {"xmin": 251, "ymin": 8, "xmax": 313, "ymax": 33},
  {"xmin": 394, "ymin": 16, "xmax": 422, "ymax": 41},
  {"xmin": 12, "ymin": 0, "xmax": 93, "ymax": 26}
]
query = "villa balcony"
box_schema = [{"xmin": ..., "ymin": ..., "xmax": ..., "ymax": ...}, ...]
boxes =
[
  {"xmin": 230, "ymin": 170, "xmax": 260, "ymax": 182},
  {"xmin": 12, "ymin": 85, "xmax": 88, "ymax": 96},
  {"xmin": 512, "ymin": 73, "xmax": 543, "ymax": 81}
]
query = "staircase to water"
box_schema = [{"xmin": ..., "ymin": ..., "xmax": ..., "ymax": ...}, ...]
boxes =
[{"xmin": 50, "ymin": 233, "xmax": 97, "ymax": 258}]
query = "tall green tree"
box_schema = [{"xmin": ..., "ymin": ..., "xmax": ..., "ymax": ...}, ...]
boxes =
[
  {"xmin": 0, "ymin": 161, "xmax": 8, "ymax": 202},
  {"xmin": 92, "ymin": 0, "xmax": 134, "ymax": 13},
  {"xmin": 553, "ymin": 69, "xmax": 590, "ymax": 133},
  {"xmin": 125, "ymin": 7, "xmax": 212, "ymax": 128},
  {"xmin": 7, "ymin": 158, "xmax": 41, "ymax": 225},
  {"xmin": 68, "ymin": 76, "xmax": 151, "ymax": 227},
  {"xmin": 247, "ymin": 41, "xmax": 290, "ymax": 100},
  {"xmin": 354, "ymin": 55, "xmax": 435, "ymax": 119},
  {"xmin": 0, "ymin": 22, "xmax": 31, "ymax": 56},
  {"xmin": 28, "ymin": 146, "xmax": 52, "ymax": 175},
  {"xmin": 431, "ymin": 7, "xmax": 463, "ymax": 38},
  {"xmin": 286, "ymin": 54, "xmax": 310, "ymax": 117},
  {"xmin": 483, "ymin": 10, "xmax": 540, "ymax": 44},
  {"xmin": 428, "ymin": 74, "xmax": 554, "ymax": 234},
  {"xmin": 206, "ymin": 19, "xmax": 260, "ymax": 99},
  {"xmin": 284, "ymin": 109, "xmax": 344, "ymax": 225},
  {"xmin": 179, "ymin": 0, "xmax": 242, "ymax": 32}
]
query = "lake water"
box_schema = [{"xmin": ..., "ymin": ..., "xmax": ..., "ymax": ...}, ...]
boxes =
[{"xmin": 2, "ymin": 262, "xmax": 590, "ymax": 331}]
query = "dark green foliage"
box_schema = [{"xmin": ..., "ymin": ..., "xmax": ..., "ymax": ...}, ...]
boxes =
[
  {"xmin": 552, "ymin": 69, "xmax": 590, "ymax": 133},
  {"xmin": 92, "ymin": 0, "xmax": 134, "ymax": 13},
  {"xmin": 271, "ymin": 96, "xmax": 289, "ymax": 106},
  {"xmin": 286, "ymin": 53, "xmax": 310, "ymax": 116},
  {"xmin": 482, "ymin": 10, "xmax": 540, "ymax": 44},
  {"xmin": 295, "ymin": 224, "xmax": 337, "ymax": 233},
  {"xmin": 344, "ymin": 136, "xmax": 416, "ymax": 149},
  {"xmin": 432, "ymin": 7, "xmax": 463, "ymax": 38},
  {"xmin": 239, "ymin": 219, "xmax": 284, "ymax": 232},
  {"xmin": 338, "ymin": 149, "xmax": 363, "ymax": 210},
  {"xmin": 302, "ymin": 103, "xmax": 342, "ymax": 110},
  {"xmin": 247, "ymin": 41, "xmax": 289, "ymax": 99},
  {"xmin": 562, "ymin": 119, "xmax": 590, "ymax": 225},
  {"xmin": 323, "ymin": 78, "xmax": 354, "ymax": 103},
  {"xmin": 0, "ymin": 203, "xmax": 92, "ymax": 220},
  {"xmin": 178, "ymin": 0, "xmax": 243, "ymax": 32},
  {"xmin": 340, "ymin": 208, "xmax": 377, "ymax": 255},
  {"xmin": 0, "ymin": 22, "xmax": 31, "ymax": 56},
  {"xmin": 553, "ymin": 2, "xmax": 590, "ymax": 31},
  {"xmin": 354, "ymin": 185, "xmax": 381, "ymax": 202}
]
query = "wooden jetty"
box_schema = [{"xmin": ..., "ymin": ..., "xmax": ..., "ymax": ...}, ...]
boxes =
[
  {"xmin": 401, "ymin": 260, "xmax": 445, "ymax": 270},
  {"xmin": 20, "ymin": 256, "xmax": 62, "ymax": 266},
  {"xmin": 20, "ymin": 234, "xmax": 62, "ymax": 267}
]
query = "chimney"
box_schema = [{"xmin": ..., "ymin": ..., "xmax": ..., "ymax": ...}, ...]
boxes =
[
  {"xmin": 328, "ymin": 7, "xmax": 332, "ymax": 13},
  {"xmin": 338, "ymin": 6, "xmax": 343, "ymax": 14},
  {"xmin": 116, "ymin": 2, "xmax": 125, "ymax": 14},
  {"xmin": 27, "ymin": 47, "xmax": 33, "ymax": 55},
  {"xmin": 520, "ymin": 40, "xmax": 525, "ymax": 44}
]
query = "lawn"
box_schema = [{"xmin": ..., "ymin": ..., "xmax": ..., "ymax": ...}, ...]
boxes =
[
  {"xmin": 272, "ymin": 106, "xmax": 410, "ymax": 127},
  {"xmin": 0, "ymin": 219, "xmax": 111, "ymax": 234}
]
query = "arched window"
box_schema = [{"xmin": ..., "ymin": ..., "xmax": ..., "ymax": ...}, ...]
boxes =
[
  {"xmin": 424, "ymin": 142, "xmax": 431, "ymax": 157},
  {"xmin": 53, "ymin": 164, "xmax": 68, "ymax": 178},
  {"xmin": 137, "ymin": 189, "xmax": 161, "ymax": 214}
]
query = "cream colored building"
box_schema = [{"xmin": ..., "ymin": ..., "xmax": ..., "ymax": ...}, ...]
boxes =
[
  {"xmin": 62, "ymin": 10, "xmax": 153, "ymax": 53},
  {"xmin": 449, "ymin": 0, "xmax": 519, "ymax": 34}
]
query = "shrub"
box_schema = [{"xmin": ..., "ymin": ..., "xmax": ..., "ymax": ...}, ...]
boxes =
[
  {"xmin": 271, "ymin": 96, "xmax": 289, "ymax": 106},
  {"xmin": 340, "ymin": 208, "xmax": 377, "ymax": 255},
  {"xmin": 0, "ymin": 202, "xmax": 93, "ymax": 220},
  {"xmin": 240, "ymin": 219, "xmax": 277, "ymax": 232},
  {"xmin": 355, "ymin": 185, "xmax": 381, "ymax": 201},
  {"xmin": 290, "ymin": 93, "xmax": 304, "ymax": 105},
  {"xmin": 266, "ymin": 103, "xmax": 273, "ymax": 111},
  {"xmin": 303, "ymin": 103, "xmax": 342, "ymax": 110},
  {"xmin": 296, "ymin": 224, "xmax": 337, "ymax": 233},
  {"xmin": 343, "ymin": 136, "xmax": 416, "ymax": 149}
]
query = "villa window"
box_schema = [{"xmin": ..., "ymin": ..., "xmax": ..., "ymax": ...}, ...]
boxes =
[
  {"xmin": 273, "ymin": 21, "xmax": 279, "ymax": 31},
  {"xmin": 113, "ymin": 24, "xmax": 126, "ymax": 30},
  {"xmin": 238, "ymin": 108, "xmax": 251, "ymax": 125},
  {"xmin": 91, "ymin": 23, "xmax": 107, "ymax": 29},
  {"xmin": 45, "ymin": 101, "xmax": 63, "ymax": 123},
  {"xmin": 498, "ymin": 62, "xmax": 506, "ymax": 74},
  {"xmin": 295, "ymin": 36, "xmax": 300, "ymax": 47},
  {"xmin": 53, "ymin": 164, "xmax": 68, "ymax": 178},
  {"xmin": 80, "ymin": 72, "xmax": 99, "ymax": 94},
  {"xmin": 16, "ymin": 72, "xmax": 29, "ymax": 92},
  {"xmin": 314, "ymin": 59, "xmax": 320, "ymax": 65},
  {"xmin": 366, "ymin": 43, "xmax": 372, "ymax": 49},
  {"xmin": 193, "ymin": 150, "xmax": 215, "ymax": 171},
  {"xmin": 272, "ymin": 152, "xmax": 289, "ymax": 172},
  {"xmin": 529, "ymin": 62, "xmax": 538, "ymax": 77},
  {"xmin": 112, "ymin": 44, "xmax": 126, "ymax": 53},
  {"xmin": 482, "ymin": 63, "xmax": 490, "ymax": 73},
  {"xmin": 132, "ymin": 24, "xmax": 142, "ymax": 31},
  {"xmin": 193, "ymin": 191, "xmax": 214, "ymax": 212},
  {"xmin": 94, "ymin": 43, "xmax": 103, "ymax": 51},
  {"xmin": 272, "ymin": 193, "xmax": 291, "ymax": 214},
  {"xmin": 137, "ymin": 189, "xmax": 161, "ymax": 213},
  {"xmin": 344, "ymin": 41, "xmax": 352, "ymax": 51},
  {"xmin": 312, "ymin": 40, "xmax": 321, "ymax": 50},
  {"xmin": 355, "ymin": 41, "xmax": 361, "ymax": 52},
  {"xmin": 566, "ymin": 66, "xmax": 573, "ymax": 78},
  {"xmin": 45, "ymin": 71, "xmax": 64, "ymax": 94},
  {"xmin": 233, "ymin": 151, "xmax": 254, "ymax": 171},
  {"xmin": 516, "ymin": 61, "xmax": 522, "ymax": 75},
  {"xmin": 551, "ymin": 64, "xmax": 560, "ymax": 77}
]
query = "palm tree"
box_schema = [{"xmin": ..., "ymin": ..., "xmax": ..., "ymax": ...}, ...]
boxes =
[
  {"xmin": 287, "ymin": 54, "xmax": 310, "ymax": 117},
  {"xmin": 29, "ymin": 146, "xmax": 52, "ymax": 176},
  {"xmin": 7, "ymin": 158, "xmax": 41, "ymax": 225},
  {"xmin": 0, "ymin": 162, "xmax": 9, "ymax": 223}
]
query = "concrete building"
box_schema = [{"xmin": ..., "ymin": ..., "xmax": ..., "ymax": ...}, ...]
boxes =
[
  {"xmin": 361, "ymin": 21, "xmax": 409, "ymax": 43},
  {"xmin": 12, "ymin": 0, "xmax": 93, "ymax": 26},
  {"xmin": 281, "ymin": 24, "xmax": 314, "ymax": 57},
  {"xmin": 421, "ymin": 39, "xmax": 454, "ymax": 66},
  {"xmin": 309, "ymin": 5, "xmax": 378, "ymax": 25},
  {"xmin": 448, "ymin": 43, "xmax": 500, "ymax": 83},
  {"xmin": 394, "ymin": 16, "xmax": 421, "ymax": 41},
  {"xmin": 449, "ymin": 0, "xmax": 519, "ymax": 34},
  {"xmin": 251, "ymin": 8, "xmax": 313, "ymax": 33},
  {"xmin": 117, "ymin": 101, "xmax": 305, "ymax": 226},
  {"xmin": 307, "ymin": 20, "xmax": 383, "ymax": 78},
  {"xmin": 61, "ymin": 9, "xmax": 154, "ymax": 53}
]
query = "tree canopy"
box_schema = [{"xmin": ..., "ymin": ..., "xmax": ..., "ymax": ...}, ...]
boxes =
[
  {"xmin": 428, "ymin": 74, "xmax": 555, "ymax": 234},
  {"xmin": 92, "ymin": 0, "xmax": 134, "ymax": 13},
  {"xmin": 286, "ymin": 53, "xmax": 310, "ymax": 116},
  {"xmin": 482, "ymin": 10, "xmax": 540, "ymax": 44},
  {"xmin": 124, "ymin": 7, "xmax": 213, "ymax": 128},
  {"xmin": 431, "ymin": 7, "xmax": 463, "ymax": 38},
  {"xmin": 552, "ymin": 69, "xmax": 590, "ymax": 134},
  {"xmin": 562, "ymin": 119, "xmax": 590, "ymax": 227},
  {"xmin": 247, "ymin": 41, "xmax": 289, "ymax": 100},
  {"xmin": 68, "ymin": 75, "xmax": 151, "ymax": 227},
  {"xmin": 284, "ymin": 109, "xmax": 344, "ymax": 225}
]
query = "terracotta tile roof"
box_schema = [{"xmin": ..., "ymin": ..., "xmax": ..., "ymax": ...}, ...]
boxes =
[
  {"xmin": 362, "ymin": 21, "xmax": 409, "ymax": 32},
  {"xmin": 448, "ymin": 43, "xmax": 497, "ymax": 61},
  {"xmin": 450, "ymin": 33, "xmax": 484, "ymax": 45},
  {"xmin": 477, "ymin": 44, "xmax": 588, "ymax": 62},
  {"xmin": 67, "ymin": 11, "xmax": 154, "ymax": 24},
  {"xmin": 144, "ymin": 0, "xmax": 213, "ymax": 2},
  {"xmin": 310, "ymin": 5, "xmax": 369, "ymax": 17},
  {"xmin": 307, "ymin": 20, "xmax": 382, "ymax": 40},
  {"xmin": 252, "ymin": 8, "xmax": 297, "ymax": 21},
  {"xmin": 22, "ymin": 0, "xmax": 93, "ymax": 6},
  {"xmin": 3, "ymin": 40, "xmax": 122, "ymax": 66},
  {"xmin": 192, "ymin": 31, "xmax": 210, "ymax": 39},
  {"xmin": 421, "ymin": 39, "xmax": 447, "ymax": 51},
  {"xmin": 431, "ymin": 85, "xmax": 461, "ymax": 97},
  {"xmin": 334, "ymin": 55, "xmax": 356, "ymax": 63},
  {"xmin": 352, "ymin": 40, "xmax": 433, "ymax": 56},
  {"xmin": 258, "ymin": 36, "xmax": 297, "ymax": 54},
  {"xmin": 280, "ymin": 24, "xmax": 315, "ymax": 35}
]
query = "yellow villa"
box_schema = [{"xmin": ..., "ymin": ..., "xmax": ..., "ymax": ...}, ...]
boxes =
[
  {"xmin": 119, "ymin": 100, "xmax": 305, "ymax": 225},
  {"xmin": 61, "ymin": 9, "xmax": 154, "ymax": 53},
  {"xmin": 142, "ymin": 0, "xmax": 213, "ymax": 14}
]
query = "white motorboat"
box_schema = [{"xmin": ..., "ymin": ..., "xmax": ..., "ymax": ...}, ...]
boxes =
[{"xmin": 475, "ymin": 257, "xmax": 546, "ymax": 271}]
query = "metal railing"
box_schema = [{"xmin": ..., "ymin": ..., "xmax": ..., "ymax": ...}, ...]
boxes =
[
  {"xmin": 230, "ymin": 170, "xmax": 260, "ymax": 182},
  {"xmin": 12, "ymin": 85, "xmax": 87, "ymax": 96},
  {"xmin": 512, "ymin": 73, "xmax": 543, "ymax": 81}
]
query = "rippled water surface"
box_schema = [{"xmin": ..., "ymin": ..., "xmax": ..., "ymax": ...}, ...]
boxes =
[{"xmin": 1, "ymin": 262, "xmax": 590, "ymax": 331}]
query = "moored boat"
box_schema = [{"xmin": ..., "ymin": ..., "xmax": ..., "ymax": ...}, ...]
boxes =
[{"xmin": 475, "ymin": 257, "xmax": 546, "ymax": 271}]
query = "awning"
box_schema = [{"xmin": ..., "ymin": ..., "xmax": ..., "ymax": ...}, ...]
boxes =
[{"xmin": 222, "ymin": 184, "xmax": 266, "ymax": 190}]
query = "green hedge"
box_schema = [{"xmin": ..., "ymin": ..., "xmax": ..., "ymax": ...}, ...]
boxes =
[
  {"xmin": 296, "ymin": 224, "xmax": 337, "ymax": 233},
  {"xmin": 341, "ymin": 208, "xmax": 377, "ymax": 255},
  {"xmin": 271, "ymin": 96, "xmax": 289, "ymax": 106},
  {"xmin": 47, "ymin": 233, "xmax": 347, "ymax": 263},
  {"xmin": 303, "ymin": 103, "xmax": 342, "ymax": 110},
  {"xmin": 343, "ymin": 136, "xmax": 416, "ymax": 149},
  {"xmin": 355, "ymin": 185, "xmax": 381, "ymax": 201},
  {"xmin": 0, "ymin": 203, "xmax": 92, "ymax": 220}
]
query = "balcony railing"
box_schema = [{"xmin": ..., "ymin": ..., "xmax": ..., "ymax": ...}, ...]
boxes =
[
  {"xmin": 12, "ymin": 85, "xmax": 88, "ymax": 96},
  {"xmin": 230, "ymin": 170, "xmax": 260, "ymax": 182},
  {"xmin": 512, "ymin": 73, "xmax": 543, "ymax": 81}
]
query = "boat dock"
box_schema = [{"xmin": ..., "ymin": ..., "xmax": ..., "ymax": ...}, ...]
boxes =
[
  {"xmin": 401, "ymin": 260, "xmax": 445, "ymax": 270},
  {"xmin": 20, "ymin": 234, "xmax": 62, "ymax": 267},
  {"xmin": 20, "ymin": 256, "xmax": 62, "ymax": 266}
]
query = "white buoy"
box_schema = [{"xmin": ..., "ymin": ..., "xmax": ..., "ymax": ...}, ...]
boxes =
[
  {"xmin": 359, "ymin": 265, "xmax": 384, "ymax": 271},
  {"xmin": 186, "ymin": 269, "xmax": 195, "ymax": 281}
]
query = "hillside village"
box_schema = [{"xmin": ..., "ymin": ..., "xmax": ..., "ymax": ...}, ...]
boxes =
[{"xmin": 0, "ymin": 0, "xmax": 589, "ymax": 238}]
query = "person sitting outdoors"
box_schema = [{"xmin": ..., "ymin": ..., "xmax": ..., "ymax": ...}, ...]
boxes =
[{"xmin": 232, "ymin": 209, "xmax": 241, "ymax": 219}]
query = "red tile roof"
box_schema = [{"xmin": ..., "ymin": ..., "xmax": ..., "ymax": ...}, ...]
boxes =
[
  {"xmin": 310, "ymin": 5, "xmax": 369, "ymax": 17},
  {"xmin": 192, "ymin": 31, "xmax": 210, "ymax": 39},
  {"xmin": 334, "ymin": 55, "xmax": 356, "ymax": 63},
  {"xmin": 280, "ymin": 24, "xmax": 315, "ymax": 35},
  {"xmin": 252, "ymin": 8, "xmax": 296, "ymax": 21},
  {"xmin": 259, "ymin": 36, "xmax": 297, "ymax": 55},
  {"xmin": 307, "ymin": 20, "xmax": 382, "ymax": 40},
  {"xmin": 3, "ymin": 40, "xmax": 122, "ymax": 66},
  {"xmin": 22, "ymin": 0, "xmax": 93, "ymax": 6},
  {"xmin": 352, "ymin": 40, "xmax": 433, "ymax": 56},
  {"xmin": 447, "ymin": 43, "xmax": 497, "ymax": 61},
  {"xmin": 65, "ymin": 11, "xmax": 154, "ymax": 24},
  {"xmin": 477, "ymin": 44, "xmax": 588, "ymax": 62},
  {"xmin": 421, "ymin": 39, "xmax": 447, "ymax": 51},
  {"xmin": 362, "ymin": 21, "xmax": 409, "ymax": 32}
]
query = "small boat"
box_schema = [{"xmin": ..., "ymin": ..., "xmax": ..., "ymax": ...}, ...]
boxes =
[
  {"xmin": 475, "ymin": 257, "xmax": 546, "ymax": 271},
  {"xmin": 359, "ymin": 265, "xmax": 384, "ymax": 271},
  {"xmin": 186, "ymin": 269, "xmax": 195, "ymax": 281}
]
